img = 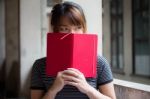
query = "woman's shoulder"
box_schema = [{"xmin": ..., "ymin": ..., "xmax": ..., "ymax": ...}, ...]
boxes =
[
  {"xmin": 32, "ymin": 57, "xmax": 46, "ymax": 69},
  {"xmin": 97, "ymin": 55, "xmax": 109, "ymax": 65},
  {"xmin": 96, "ymin": 55, "xmax": 113, "ymax": 85},
  {"xmin": 97, "ymin": 55, "xmax": 111, "ymax": 71},
  {"xmin": 35, "ymin": 57, "xmax": 46, "ymax": 63}
]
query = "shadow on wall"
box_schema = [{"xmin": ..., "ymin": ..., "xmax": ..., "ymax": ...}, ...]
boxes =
[
  {"xmin": 5, "ymin": 61, "xmax": 20, "ymax": 98},
  {"xmin": 0, "ymin": 59, "xmax": 5, "ymax": 99},
  {"xmin": 20, "ymin": 67, "xmax": 32, "ymax": 98},
  {"xmin": 0, "ymin": 60, "xmax": 32, "ymax": 98}
]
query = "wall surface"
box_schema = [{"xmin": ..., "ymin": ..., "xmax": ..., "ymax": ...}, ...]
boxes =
[
  {"xmin": 114, "ymin": 79, "xmax": 150, "ymax": 99},
  {"xmin": 20, "ymin": 0, "xmax": 42, "ymax": 97},
  {"xmin": 5, "ymin": 0, "xmax": 20, "ymax": 97},
  {"xmin": 0, "ymin": 0, "xmax": 5, "ymax": 69},
  {"xmin": 102, "ymin": 0, "xmax": 111, "ymax": 62},
  {"xmin": 0, "ymin": 0, "xmax": 5, "ymax": 98},
  {"xmin": 115, "ymin": 85, "xmax": 150, "ymax": 99}
]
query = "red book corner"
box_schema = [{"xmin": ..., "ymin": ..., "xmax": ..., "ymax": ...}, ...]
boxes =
[{"xmin": 46, "ymin": 33, "xmax": 98, "ymax": 78}]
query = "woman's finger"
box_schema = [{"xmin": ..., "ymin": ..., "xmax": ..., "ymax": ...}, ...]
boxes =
[
  {"xmin": 67, "ymin": 68, "xmax": 84, "ymax": 76},
  {"xmin": 64, "ymin": 81, "xmax": 78, "ymax": 87},
  {"xmin": 63, "ymin": 69, "xmax": 79, "ymax": 78},
  {"xmin": 62, "ymin": 74, "xmax": 80, "ymax": 83}
]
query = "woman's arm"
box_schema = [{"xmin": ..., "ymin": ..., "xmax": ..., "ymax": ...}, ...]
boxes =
[
  {"xmin": 31, "ymin": 89, "xmax": 56, "ymax": 99},
  {"xmin": 62, "ymin": 68, "xmax": 116, "ymax": 99},
  {"xmin": 31, "ymin": 90, "xmax": 44, "ymax": 99},
  {"xmin": 86, "ymin": 82, "xmax": 116, "ymax": 99},
  {"xmin": 31, "ymin": 71, "xmax": 66, "ymax": 99},
  {"xmin": 87, "ymin": 56, "xmax": 116, "ymax": 99},
  {"xmin": 98, "ymin": 82, "xmax": 116, "ymax": 99}
]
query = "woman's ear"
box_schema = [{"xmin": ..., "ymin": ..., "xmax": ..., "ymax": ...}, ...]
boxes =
[
  {"xmin": 47, "ymin": 15, "xmax": 53, "ymax": 32},
  {"xmin": 49, "ymin": 25, "xmax": 53, "ymax": 32}
]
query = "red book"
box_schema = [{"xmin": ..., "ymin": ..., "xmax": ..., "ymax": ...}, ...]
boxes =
[{"xmin": 46, "ymin": 33, "xmax": 97, "ymax": 78}]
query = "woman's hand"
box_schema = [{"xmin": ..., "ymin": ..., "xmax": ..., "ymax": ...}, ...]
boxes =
[
  {"xmin": 49, "ymin": 68, "xmax": 94, "ymax": 95},
  {"xmin": 62, "ymin": 68, "xmax": 93, "ymax": 94},
  {"xmin": 49, "ymin": 71, "xmax": 66, "ymax": 94}
]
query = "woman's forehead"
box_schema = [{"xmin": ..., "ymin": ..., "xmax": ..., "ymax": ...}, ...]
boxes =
[
  {"xmin": 59, "ymin": 16, "xmax": 71, "ymax": 25},
  {"xmin": 59, "ymin": 14, "xmax": 81, "ymax": 25}
]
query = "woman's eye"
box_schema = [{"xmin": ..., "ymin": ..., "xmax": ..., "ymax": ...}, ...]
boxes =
[
  {"xmin": 59, "ymin": 28, "xmax": 63, "ymax": 31},
  {"xmin": 59, "ymin": 27, "xmax": 69, "ymax": 32},
  {"xmin": 77, "ymin": 26, "xmax": 82, "ymax": 29},
  {"xmin": 64, "ymin": 27, "xmax": 69, "ymax": 31},
  {"xmin": 59, "ymin": 27, "xmax": 65, "ymax": 31},
  {"xmin": 75, "ymin": 26, "xmax": 82, "ymax": 30}
]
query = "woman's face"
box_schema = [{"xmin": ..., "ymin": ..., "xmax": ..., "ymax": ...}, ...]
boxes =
[{"xmin": 57, "ymin": 16, "xmax": 84, "ymax": 34}]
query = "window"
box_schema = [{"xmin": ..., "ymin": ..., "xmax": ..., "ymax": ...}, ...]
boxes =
[
  {"xmin": 110, "ymin": 0, "xmax": 124, "ymax": 72},
  {"xmin": 133, "ymin": 0, "xmax": 150, "ymax": 76}
]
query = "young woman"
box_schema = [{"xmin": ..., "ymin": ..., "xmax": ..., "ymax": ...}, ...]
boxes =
[{"xmin": 31, "ymin": 1, "xmax": 116, "ymax": 99}]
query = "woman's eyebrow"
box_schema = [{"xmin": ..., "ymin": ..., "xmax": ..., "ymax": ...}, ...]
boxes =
[{"xmin": 58, "ymin": 24, "xmax": 68, "ymax": 27}]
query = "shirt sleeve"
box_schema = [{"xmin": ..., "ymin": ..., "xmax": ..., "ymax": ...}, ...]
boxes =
[
  {"xmin": 97, "ymin": 56, "xmax": 113, "ymax": 86},
  {"xmin": 30, "ymin": 59, "xmax": 45, "ymax": 90}
]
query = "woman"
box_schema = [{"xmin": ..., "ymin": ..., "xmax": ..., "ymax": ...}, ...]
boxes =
[{"xmin": 31, "ymin": 1, "xmax": 116, "ymax": 99}]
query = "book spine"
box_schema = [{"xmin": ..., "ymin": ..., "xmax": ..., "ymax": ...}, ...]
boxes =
[
  {"xmin": 71, "ymin": 34, "xmax": 74, "ymax": 68},
  {"xmin": 93, "ymin": 36, "xmax": 97, "ymax": 77}
]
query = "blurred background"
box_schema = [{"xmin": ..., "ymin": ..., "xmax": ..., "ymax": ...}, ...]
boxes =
[{"xmin": 0, "ymin": 0, "xmax": 150, "ymax": 99}]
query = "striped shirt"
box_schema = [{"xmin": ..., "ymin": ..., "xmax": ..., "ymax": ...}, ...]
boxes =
[{"xmin": 31, "ymin": 56, "xmax": 113, "ymax": 99}]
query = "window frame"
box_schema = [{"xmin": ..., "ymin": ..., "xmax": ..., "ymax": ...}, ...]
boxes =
[{"xmin": 110, "ymin": 0, "xmax": 124, "ymax": 73}]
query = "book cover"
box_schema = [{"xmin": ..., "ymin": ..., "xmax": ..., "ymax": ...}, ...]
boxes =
[{"xmin": 46, "ymin": 33, "xmax": 97, "ymax": 78}]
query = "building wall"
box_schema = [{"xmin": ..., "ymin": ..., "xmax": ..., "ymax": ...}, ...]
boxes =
[
  {"xmin": 5, "ymin": 0, "xmax": 20, "ymax": 97},
  {"xmin": 0, "ymin": 0, "xmax": 5, "ymax": 68},
  {"xmin": 0, "ymin": 0, "xmax": 5, "ymax": 97},
  {"xmin": 115, "ymin": 85, "xmax": 150, "ymax": 99},
  {"xmin": 20, "ymin": 0, "xmax": 42, "ymax": 97},
  {"xmin": 123, "ymin": 0, "xmax": 133, "ymax": 79},
  {"xmin": 114, "ymin": 79, "xmax": 150, "ymax": 99},
  {"xmin": 102, "ymin": 0, "xmax": 111, "ymax": 62}
]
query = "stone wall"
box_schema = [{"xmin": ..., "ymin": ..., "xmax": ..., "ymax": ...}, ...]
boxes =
[{"xmin": 115, "ymin": 85, "xmax": 150, "ymax": 99}]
